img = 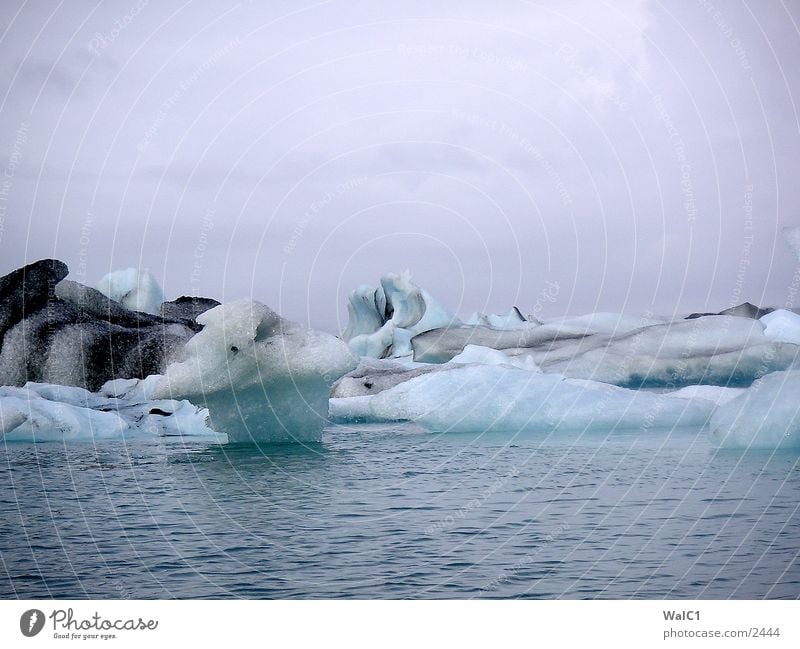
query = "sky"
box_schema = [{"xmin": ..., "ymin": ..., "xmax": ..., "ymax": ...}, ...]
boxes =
[{"xmin": 1, "ymin": 0, "xmax": 799, "ymax": 332}]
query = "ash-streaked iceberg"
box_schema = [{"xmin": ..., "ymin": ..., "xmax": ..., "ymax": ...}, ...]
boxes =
[
  {"xmin": 0, "ymin": 260, "xmax": 198, "ymax": 391},
  {"xmin": 411, "ymin": 322, "xmax": 588, "ymax": 364},
  {"xmin": 543, "ymin": 312, "xmax": 665, "ymax": 335},
  {"xmin": 153, "ymin": 300, "xmax": 357, "ymax": 443},
  {"xmin": 344, "ymin": 272, "xmax": 459, "ymax": 358},
  {"xmin": 0, "ymin": 382, "xmax": 226, "ymax": 443},
  {"xmin": 413, "ymin": 315, "xmax": 798, "ymax": 387},
  {"xmin": 709, "ymin": 370, "xmax": 800, "ymax": 449},
  {"xmin": 541, "ymin": 315, "xmax": 797, "ymax": 387},
  {"xmin": 464, "ymin": 307, "xmax": 531, "ymax": 329}
]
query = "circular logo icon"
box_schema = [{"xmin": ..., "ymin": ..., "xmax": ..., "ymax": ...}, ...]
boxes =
[{"xmin": 20, "ymin": 609, "xmax": 45, "ymax": 637}]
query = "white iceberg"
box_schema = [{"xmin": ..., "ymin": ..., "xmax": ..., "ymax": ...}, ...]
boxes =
[
  {"xmin": 329, "ymin": 394, "xmax": 383, "ymax": 423},
  {"xmin": 709, "ymin": 370, "xmax": 800, "ymax": 449},
  {"xmin": 666, "ymin": 384, "xmax": 746, "ymax": 407},
  {"xmin": 449, "ymin": 344, "xmax": 540, "ymax": 372},
  {"xmin": 344, "ymin": 272, "xmax": 459, "ymax": 358},
  {"xmin": 760, "ymin": 309, "xmax": 800, "ymax": 345},
  {"xmin": 95, "ymin": 268, "xmax": 165, "ymax": 315},
  {"xmin": 0, "ymin": 382, "xmax": 226, "ymax": 443},
  {"xmin": 367, "ymin": 364, "xmax": 714, "ymax": 434},
  {"xmin": 153, "ymin": 300, "xmax": 357, "ymax": 443}
]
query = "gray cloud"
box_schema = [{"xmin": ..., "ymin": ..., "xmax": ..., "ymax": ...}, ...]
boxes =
[{"xmin": 1, "ymin": 0, "xmax": 799, "ymax": 332}]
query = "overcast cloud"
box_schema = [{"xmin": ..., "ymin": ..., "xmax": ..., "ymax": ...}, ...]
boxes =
[{"xmin": 1, "ymin": 0, "xmax": 799, "ymax": 331}]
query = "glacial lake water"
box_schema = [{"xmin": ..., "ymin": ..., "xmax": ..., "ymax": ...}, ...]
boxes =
[{"xmin": 1, "ymin": 423, "xmax": 798, "ymax": 599}]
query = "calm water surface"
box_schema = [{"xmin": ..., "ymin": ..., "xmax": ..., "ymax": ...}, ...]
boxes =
[{"xmin": 1, "ymin": 424, "xmax": 798, "ymax": 598}]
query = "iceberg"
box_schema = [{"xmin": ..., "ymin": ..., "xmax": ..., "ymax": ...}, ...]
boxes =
[
  {"xmin": 160, "ymin": 295, "xmax": 221, "ymax": 321},
  {"xmin": 543, "ymin": 312, "xmax": 665, "ymax": 335},
  {"xmin": 685, "ymin": 302, "xmax": 772, "ymax": 320},
  {"xmin": 709, "ymin": 370, "xmax": 800, "ymax": 449},
  {"xmin": 414, "ymin": 315, "xmax": 798, "ymax": 387},
  {"xmin": 366, "ymin": 364, "xmax": 714, "ymax": 434},
  {"xmin": 760, "ymin": 309, "xmax": 800, "ymax": 345},
  {"xmin": 543, "ymin": 316, "xmax": 798, "ymax": 387},
  {"xmin": 3, "ymin": 258, "xmax": 798, "ymax": 446},
  {"xmin": 331, "ymin": 358, "xmax": 435, "ymax": 399},
  {"xmin": 666, "ymin": 384, "xmax": 746, "ymax": 407},
  {"xmin": 153, "ymin": 300, "xmax": 357, "ymax": 443},
  {"xmin": 344, "ymin": 272, "xmax": 459, "ymax": 358},
  {"xmin": 95, "ymin": 267, "xmax": 165, "ymax": 316},
  {"xmin": 0, "ymin": 382, "xmax": 226, "ymax": 443},
  {"xmin": 449, "ymin": 344, "xmax": 540, "ymax": 371},
  {"xmin": 329, "ymin": 395, "xmax": 384, "ymax": 424},
  {"xmin": 0, "ymin": 261, "xmax": 196, "ymax": 391},
  {"xmin": 411, "ymin": 322, "xmax": 588, "ymax": 364},
  {"xmin": 464, "ymin": 307, "xmax": 531, "ymax": 329}
]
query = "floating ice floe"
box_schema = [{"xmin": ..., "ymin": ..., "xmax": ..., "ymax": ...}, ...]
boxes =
[
  {"xmin": 709, "ymin": 370, "xmax": 800, "ymax": 449},
  {"xmin": 344, "ymin": 272, "xmax": 459, "ymax": 358},
  {"xmin": 152, "ymin": 300, "xmax": 357, "ymax": 443},
  {"xmin": 0, "ymin": 382, "xmax": 226, "ymax": 443},
  {"xmin": 361, "ymin": 364, "xmax": 715, "ymax": 433},
  {"xmin": 95, "ymin": 267, "xmax": 165, "ymax": 316}
]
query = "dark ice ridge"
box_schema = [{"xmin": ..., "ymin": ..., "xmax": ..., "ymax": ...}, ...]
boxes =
[{"xmin": 0, "ymin": 259, "xmax": 219, "ymax": 391}]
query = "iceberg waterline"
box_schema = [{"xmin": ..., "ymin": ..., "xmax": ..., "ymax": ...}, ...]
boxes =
[{"xmin": 1, "ymin": 260, "xmax": 799, "ymax": 448}]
